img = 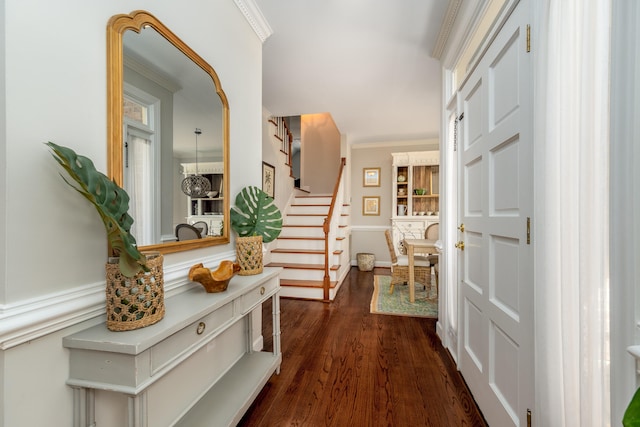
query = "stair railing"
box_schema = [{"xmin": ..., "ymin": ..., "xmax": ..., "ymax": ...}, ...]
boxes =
[
  {"xmin": 268, "ymin": 116, "xmax": 293, "ymax": 174},
  {"xmin": 322, "ymin": 157, "xmax": 347, "ymax": 301}
]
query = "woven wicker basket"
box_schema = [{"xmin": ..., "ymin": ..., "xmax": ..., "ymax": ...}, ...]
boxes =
[
  {"xmin": 105, "ymin": 252, "xmax": 165, "ymax": 331},
  {"xmin": 236, "ymin": 235, "xmax": 263, "ymax": 275}
]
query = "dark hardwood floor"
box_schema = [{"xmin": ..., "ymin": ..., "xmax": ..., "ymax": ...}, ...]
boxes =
[{"xmin": 238, "ymin": 267, "xmax": 487, "ymax": 427}]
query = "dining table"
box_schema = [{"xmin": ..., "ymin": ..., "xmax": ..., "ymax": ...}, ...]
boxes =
[{"xmin": 403, "ymin": 238, "xmax": 438, "ymax": 303}]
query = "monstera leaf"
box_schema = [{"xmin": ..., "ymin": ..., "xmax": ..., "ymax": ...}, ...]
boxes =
[
  {"xmin": 625, "ymin": 387, "xmax": 640, "ymax": 427},
  {"xmin": 46, "ymin": 142, "xmax": 148, "ymax": 277},
  {"xmin": 230, "ymin": 186, "xmax": 282, "ymax": 243}
]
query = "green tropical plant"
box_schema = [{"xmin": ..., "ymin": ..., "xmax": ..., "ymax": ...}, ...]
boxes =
[
  {"xmin": 624, "ymin": 387, "xmax": 640, "ymax": 426},
  {"xmin": 46, "ymin": 142, "xmax": 148, "ymax": 277},
  {"xmin": 230, "ymin": 186, "xmax": 282, "ymax": 243}
]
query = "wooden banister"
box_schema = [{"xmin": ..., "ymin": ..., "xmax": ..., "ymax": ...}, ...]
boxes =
[{"xmin": 322, "ymin": 157, "xmax": 347, "ymax": 301}]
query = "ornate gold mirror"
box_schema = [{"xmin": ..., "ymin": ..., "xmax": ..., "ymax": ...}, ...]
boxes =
[{"xmin": 107, "ymin": 10, "xmax": 229, "ymax": 254}]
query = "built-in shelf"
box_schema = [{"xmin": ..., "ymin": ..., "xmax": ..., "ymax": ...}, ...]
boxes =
[{"xmin": 391, "ymin": 151, "xmax": 440, "ymax": 254}]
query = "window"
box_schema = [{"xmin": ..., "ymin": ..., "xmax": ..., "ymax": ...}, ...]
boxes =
[{"xmin": 123, "ymin": 90, "xmax": 160, "ymax": 245}]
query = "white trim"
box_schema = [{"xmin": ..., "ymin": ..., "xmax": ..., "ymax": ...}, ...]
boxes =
[
  {"xmin": 350, "ymin": 225, "xmax": 390, "ymax": 232},
  {"xmin": 440, "ymin": 0, "xmax": 492, "ymax": 70},
  {"xmin": 432, "ymin": 0, "xmax": 464, "ymax": 60},
  {"xmin": 123, "ymin": 55, "xmax": 181, "ymax": 93},
  {"xmin": 459, "ymin": 0, "xmax": 520, "ymax": 89},
  {"xmin": 350, "ymin": 139, "xmax": 439, "ymax": 150},
  {"xmin": 465, "ymin": 0, "xmax": 520, "ymax": 76},
  {"xmin": 0, "ymin": 250, "xmax": 235, "ymax": 350},
  {"xmin": 233, "ymin": 0, "xmax": 273, "ymax": 43}
]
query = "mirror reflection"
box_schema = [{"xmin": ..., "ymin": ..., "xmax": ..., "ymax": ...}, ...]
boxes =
[{"xmin": 108, "ymin": 11, "xmax": 230, "ymax": 254}]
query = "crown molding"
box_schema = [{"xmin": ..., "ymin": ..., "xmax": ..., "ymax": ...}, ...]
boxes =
[
  {"xmin": 233, "ymin": 0, "xmax": 273, "ymax": 43},
  {"xmin": 124, "ymin": 55, "xmax": 181, "ymax": 93},
  {"xmin": 350, "ymin": 139, "xmax": 439, "ymax": 150},
  {"xmin": 432, "ymin": 0, "xmax": 463, "ymax": 60}
]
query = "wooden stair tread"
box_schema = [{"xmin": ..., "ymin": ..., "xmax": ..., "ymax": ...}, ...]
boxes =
[
  {"xmin": 266, "ymin": 262, "xmax": 339, "ymax": 271},
  {"xmin": 280, "ymin": 279, "xmax": 338, "ymax": 289}
]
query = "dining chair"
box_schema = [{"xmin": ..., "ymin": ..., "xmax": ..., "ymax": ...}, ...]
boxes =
[
  {"xmin": 192, "ymin": 221, "xmax": 208, "ymax": 236},
  {"xmin": 424, "ymin": 223, "xmax": 440, "ymax": 292},
  {"xmin": 175, "ymin": 223, "xmax": 202, "ymax": 241},
  {"xmin": 425, "ymin": 223, "xmax": 439, "ymax": 240},
  {"xmin": 384, "ymin": 229, "xmax": 431, "ymax": 295}
]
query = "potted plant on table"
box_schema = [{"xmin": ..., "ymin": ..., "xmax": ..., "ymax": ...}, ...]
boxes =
[
  {"xmin": 46, "ymin": 142, "xmax": 165, "ymax": 331},
  {"xmin": 230, "ymin": 186, "xmax": 282, "ymax": 275}
]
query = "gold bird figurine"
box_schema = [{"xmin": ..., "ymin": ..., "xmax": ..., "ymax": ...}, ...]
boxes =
[{"xmin": 188, "ymin": 260, "xmax": 241, "ymax": 293}]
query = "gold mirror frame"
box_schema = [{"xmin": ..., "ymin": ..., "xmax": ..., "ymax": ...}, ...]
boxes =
[{"xmin": 107, "ymin": 10, "xmax": 230, "ymax": 254}]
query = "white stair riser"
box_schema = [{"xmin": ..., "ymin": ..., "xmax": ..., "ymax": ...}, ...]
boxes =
[
  {"xmin": 279, "ymin": 269, "xmax": 337, "ymax": 281},
  {"xmin": 270, "ymin": 252, "xmax": 340, "ymax": 265},
  {"xmin": 276, "ymin": 239, "xmax": 325, "ymax": 250},
  {"xmin": 280, "ymin": 227, "xmax": 325, "ymax": 238},
  {"xmin": 293, "ymin": 197, "xmax": 332, "ymax": 205},
  {"xmin": 289, "ymin": 205, "xmax": 329, "ymax": 215},
  {"xmin": 279, "ymin": 283, "xmax": 340, "ymax": 301},
  {"xmin": 284, "ymin": 215, "xmax": 326, "ymax": 226},
  {"xmin": 279, "ymin": 286, "xmax": 325, "ymax": 300}
]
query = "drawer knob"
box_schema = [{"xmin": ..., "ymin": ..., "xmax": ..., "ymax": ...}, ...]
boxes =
[
  {"xmin": 196, "ymin": 322, "xmax": 206, "ymax": 335},
  {"xmin": 260, "ymin": 286, "xmax": 266, "ymax": 295}
]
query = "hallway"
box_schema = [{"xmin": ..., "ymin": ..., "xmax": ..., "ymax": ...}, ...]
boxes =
[{"xmin": 239, "ymin": 267, "xmax": 487, "ymax": 426}]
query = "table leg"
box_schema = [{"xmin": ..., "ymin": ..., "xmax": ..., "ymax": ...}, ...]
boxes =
[{"xmin": 408, "ymin": 244, "xmax": 415, "ymax": 303}]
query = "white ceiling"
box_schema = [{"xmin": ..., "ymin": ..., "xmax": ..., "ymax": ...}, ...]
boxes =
[{"xmin": 256, "ymin": 0, "xmax": 450, "ymax": 144}]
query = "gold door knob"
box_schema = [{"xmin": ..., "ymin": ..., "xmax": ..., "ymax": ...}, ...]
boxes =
[
  {"xmin": 458, "ymin": 223, "xmax": 465, "ymax": 232},
  {"xmin": 455, "ymin": 241, "xmax": 465, "ymax": 250}
]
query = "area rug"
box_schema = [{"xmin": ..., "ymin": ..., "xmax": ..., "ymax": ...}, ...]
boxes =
[{"xmin": 370, "ymin": 275, "xmax": 438, "ymax": 318}]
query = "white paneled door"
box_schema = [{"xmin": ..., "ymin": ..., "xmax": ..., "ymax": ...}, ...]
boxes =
[{"xmin": 457, "ymin": 1, "xmax": 534, "ymax": 426}]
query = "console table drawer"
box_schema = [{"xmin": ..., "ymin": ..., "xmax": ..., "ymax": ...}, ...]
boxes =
[
  {"xmin": 240, "ymin": 277, "xmax": 277, "ymax": 314},
  {"xmin": 151, "ymin": 301, "xmax": 234, "ymax": 373}
]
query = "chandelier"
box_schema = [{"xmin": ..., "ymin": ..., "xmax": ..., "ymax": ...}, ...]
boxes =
[{"xmin": 181, "ymin": 128, "xmax": 211, "ymax": 197}]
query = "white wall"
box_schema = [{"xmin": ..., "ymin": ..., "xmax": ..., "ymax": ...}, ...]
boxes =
[
  {"xmin": 0, "ymin": 1, "xmax": 263, "ymax": 425},
  {"xmin": 301, "ymin": 113, "xmax": 341, "ymax": 193}
]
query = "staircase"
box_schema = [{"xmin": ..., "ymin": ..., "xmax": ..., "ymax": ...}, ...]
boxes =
[
  {"xmin": 265, "ymin": 116, "xmax": 350, "ymax": 301},
  {"xmin": 267, "ymin": 192, "xmax": 351, "ymax": 301}
]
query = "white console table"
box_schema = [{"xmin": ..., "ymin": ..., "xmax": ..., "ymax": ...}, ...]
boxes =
[{"xmin": 64, "ymin": 267, "xmax": 282, "ymax": 427}]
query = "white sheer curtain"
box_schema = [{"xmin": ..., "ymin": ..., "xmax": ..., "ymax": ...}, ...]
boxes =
[
  {"xmin": 126, "ymin": 133, "xmax": 153, "ymax": 246},
  {"xmin": 534, "ymin": 1, "xmax": 611, "ymax": 426}
]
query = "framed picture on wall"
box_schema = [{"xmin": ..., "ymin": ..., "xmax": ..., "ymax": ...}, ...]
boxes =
[
  {"xmin": 363, "ymin": 167, "xmax": 381, "ymax": 187},
  {"xmin": 262, "ymin": 162, "xmax": 275, "ymax": 198},
  {"xmin": 362, "ymin": 196, "xmax": 380, "ymax": 216}
]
